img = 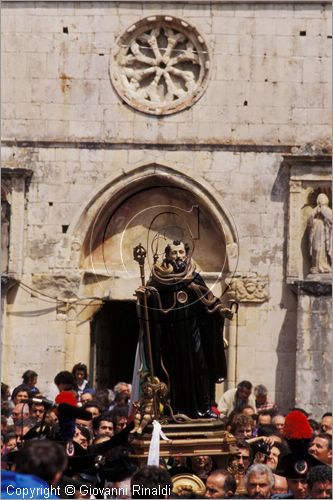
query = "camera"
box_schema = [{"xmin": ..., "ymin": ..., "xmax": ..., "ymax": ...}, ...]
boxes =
[{"xmin": 250, "ymin": 440, "xmax": 271, "ymax": 456}]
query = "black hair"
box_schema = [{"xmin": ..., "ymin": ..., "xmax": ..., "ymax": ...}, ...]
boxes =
[
  {"xmin": 14, "ymin": 440, "xmax": 67, "ymax": 485},
  {"xmin": 257, "ymin": 424, "xmax": 278, "ymax": 437},
  {"xmin": 237, "ymin": 380, "xmax": 252, "ymax": 390},
  {"xmin": 308, "ymin": 418, "xmax": 320, "ymax": 432},
  {"xmin": 131, "ymin": 465, "xmax": 172, "ymax": 499},
  {"xmin": 54, "ymin": 371, "xmax": 76, "ymax": 390},
  {"xmin": 22, "ymin": 370, "xmax": 38, "ymax": 384},
  {"xmin": 92, "ymin": 413, "xmax": 114, "ymax": 431},
  {"xmin": 322, "ymin": 412, "xmax": 332, "ymax": 418},
  {"xmin": 165, "ymin": 240, "xmax": 190, "ymax": 256},
  {"xmin": 72, "ymin": 363, "xmax": 88, "ymax": 379},
  {"xmin": 307, "ymin": 464, "xmax": 332, "ymax": 488},
  {"xmin": 82, "ymin": 400, "xmax": 102, "ymax": 413}
]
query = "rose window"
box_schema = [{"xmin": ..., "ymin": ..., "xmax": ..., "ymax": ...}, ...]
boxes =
[{"xmin": 110, "ymin": 16, "xmax": 210, "ymax": 115}]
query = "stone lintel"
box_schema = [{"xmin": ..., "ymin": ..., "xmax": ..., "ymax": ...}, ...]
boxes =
[
  {"xmin": 1, "ymin": 167, "xmax": 33, "ymax": 179},
  {"xmin": 287, "ymin": 279, "xmax": 332, "ymax": 296},
  {"xmin": 283, "ymin": 155, "xmax": 332, "ymax": 169}
]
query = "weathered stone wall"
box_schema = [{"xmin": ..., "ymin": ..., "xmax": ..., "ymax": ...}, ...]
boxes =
[
  {"xmin": 1, "ymin": 1, "xmax": 331, "ymax": 412},
  {"xmin": 2, "ymin": 2, "xmax": 331, "ymax": 145},
  {"xmin": 295, "ymin": 288, "xmax": 332, "ymax": 420}
]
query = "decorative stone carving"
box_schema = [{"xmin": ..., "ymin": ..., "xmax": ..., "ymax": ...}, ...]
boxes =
[
  {"xmin": 110, "ymin": 16, "xmax": 210, "ymax": 115},
  {"xmin": 307, "ymin": 193, "xmax": 332, "ymax": 275},
  {"xmin": 225, "ymin": 275, "xmax": 269, "ymax": 303}
]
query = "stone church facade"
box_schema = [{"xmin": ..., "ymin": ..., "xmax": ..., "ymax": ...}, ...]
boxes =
[{"xmin": 2, "ymin": 0, "xmax": 331, "ymax": 417}]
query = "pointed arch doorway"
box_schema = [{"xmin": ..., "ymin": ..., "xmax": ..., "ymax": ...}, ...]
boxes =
[{"xmin": 90, "ymin": 300, "xmax": 139, "ymax": 389}]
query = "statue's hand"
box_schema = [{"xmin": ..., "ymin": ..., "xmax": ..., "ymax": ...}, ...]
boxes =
[{"xmin": 219, "ymin": 307, "xmax": 234, "ymax": 320}]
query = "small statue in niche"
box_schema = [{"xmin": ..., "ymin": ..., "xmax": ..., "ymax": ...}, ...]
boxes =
[{"xmin": 307, "ymin": 193, "xmax": 332, "ymax": 274}]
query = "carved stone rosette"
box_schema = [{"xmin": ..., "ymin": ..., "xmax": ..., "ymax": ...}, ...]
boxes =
[
  {"xmin": 110, "ymin": 16, "xmax": 210, "ymax": 115},
  {"xmin": 226, "ymin": 275, "xmax": 269, "ymax": 303}
]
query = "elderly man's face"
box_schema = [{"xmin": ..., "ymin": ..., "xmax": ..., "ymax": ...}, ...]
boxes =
[{"xmin": 246, "ymin": 472, "xmax": 272, "ymax": 499}]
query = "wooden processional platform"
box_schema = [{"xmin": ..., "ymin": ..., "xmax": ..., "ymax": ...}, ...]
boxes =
[{"xmin": 129, "ymin": 419, "xmax": 237, "ymax": 468}]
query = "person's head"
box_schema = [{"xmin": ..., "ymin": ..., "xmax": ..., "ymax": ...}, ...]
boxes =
[
  {"xmin": 114, "ymin": 392, "xmax": 129, "ymax": 408},
  {"xmin": 229, "ymin": 440, "xmax": 252, "ymax": 473},
  {"xmin": 54, "ymin": 371, "xmax": 76, "ymax": 392},
  {"xmin": 76, "ymin": 417, "xmax": 93, "ymax": 431},
  {"xmin": 114, "ymin": 382, "xmax": 131, "ymax": 398},
  {"xmin": 204, "ymin": 469, "xmax": 236, "ymax": 498},
  {"xmin": 308, "ymin": 433, "xmax": 332, "ymax": 465},
  {"xmin": 112, "ymin": 407, "xmax": 129, "ymax": 434},
  {"xmin": 165, "ymin": 240, "xmax": 189, "ymax": 263},
  {"xmin": 22, "ymin": 370, "xmax": 38, "ymax": 387},
  {"xmin": 47, "ymin": 409, "xmax": 59, "ymax": 425},
  {"xmin": 73, "ymin": 424, "xmax": 90, "ymax": 449},
  {"xmin": 93, "ymin": 415, "xmax": 114, "ymax": 438},
  {"xmin": 14, "ymin": 418, "xmax": 36, "ymax": 445},
  {"xmin": 245, "ymin": 464, "xmax": 274, "ymax": 499},
  {"xmin": 308, "ymin": 418, "xmax": 321, "ymax": 435},
  {"xmin": 254, "ymin": 385, "xmax": 268, "ymax": 405},
  {"xmin": 72, "ymin": 363, "xmax": 88, "ymax": 385},
  {"xmin": 307, "ymin": 464, "xmax": 332, "ymax": 499},
  {"xmin": 188, "ymin": 455, "xmax": 214, "ymax": 478},
  {"xmin": 272, "ymin": 414, "xmax": 285, "ymax": 435},
  {"xmin": 31, "ymin": 403, "xmax": 46, "ymax": 423},
  {"xmin": 321, "ymin": 413, "xmax": 332, "ymax": 434},
  {"xmin": 230, "ymin": 414, "xmax": 255, "ymax": 439},
  {"xmin": 80, "ymin": 391, "xmax": 94, "ymax": 405},
  {"xmin": 266, "ymin": 443, "xmax": 284, "ymax": 472},
  {"xmin": 236, "ymin": 381, "xmax": 252, "ymax": 401},
  {"xmin": 242, "ymin": 406, "xmax": 256, "ymax": 417},
  {"xmin": 287, "ymin": 478, "xmax": 308, "ymax": 499},
  {"xmin": 131, "ymin": 465, "xmax": 172, "ymax": 498},
  {"xmin": 12, "ymin": 403, "xmax": 30, "ymax": 423},
  {"xmin": 12, "ymin": 389, "xmax": 29, "ymax": 405},
  {"xmin": 258, "ymin": 411, "xmax": 272, "ymax": 426},
  {"xmin": 82, "ymin": 400, "xmax": 102, "ymax": 419},
  {"xmin": 14, "ymin": 439, "xmax": 67, "ymax": 485},
  {"xmin": 4, "ymin": 432, "xmax": 18, "ymax": 452},
  {"xmin": 1, "ymin": 383, "xmax": 11, "ymax": 401},
  {"xmin": 271, "ymin": 474, "xmax": 288, "ymax": 495}
]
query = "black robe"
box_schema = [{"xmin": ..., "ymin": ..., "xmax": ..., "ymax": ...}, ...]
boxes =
[{"xmin": 144, "ymin": 271, "xmax": 227, "ymax": 418}]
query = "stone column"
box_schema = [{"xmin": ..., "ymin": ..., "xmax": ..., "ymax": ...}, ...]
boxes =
[{"xmin": 292, "ymin": 280, "xmax": 332, "ymax": 420}]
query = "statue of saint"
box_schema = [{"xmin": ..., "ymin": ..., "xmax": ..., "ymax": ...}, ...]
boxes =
[
  {"xmin": 307, "ymin": 193, "xmax": 332, "ymax": 274},
  {"xmin": 140, "ymin": 240, "xmax": 232, "ymax": 419}
]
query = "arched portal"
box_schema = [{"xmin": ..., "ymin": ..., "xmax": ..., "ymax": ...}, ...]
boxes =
[{"xmin": 69, "ymin": 163, "xmax": 238, "ymax": 387}]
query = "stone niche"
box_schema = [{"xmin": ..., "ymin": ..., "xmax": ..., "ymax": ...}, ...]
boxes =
[{"xmin": 284, "ymin": 155, "xmax": 332, "ymax": 419}]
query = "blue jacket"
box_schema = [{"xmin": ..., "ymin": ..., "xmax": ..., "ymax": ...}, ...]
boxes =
[{"xmin": 1, "ymin": 470, "xmax": 59, "ymax": 499}]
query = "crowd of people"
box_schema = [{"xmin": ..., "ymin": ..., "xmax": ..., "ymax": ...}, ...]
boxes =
[{"xmin": 1, "ymin": 368, "xmax": 332, "ymax": 499}]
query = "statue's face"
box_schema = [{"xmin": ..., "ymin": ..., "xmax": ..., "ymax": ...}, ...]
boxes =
[
  {"xmin": 169, "ymin": 243, "xmax": 187, "ymax": 262},
  {"xmin": 317, "ymin": 193, "xmax": 329, "ymax": 206}
]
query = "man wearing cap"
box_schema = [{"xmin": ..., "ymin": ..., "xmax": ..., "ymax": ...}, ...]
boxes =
[{"xmin": 273, "ymin": 410, "xmax": 322, "ymax": 499}]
